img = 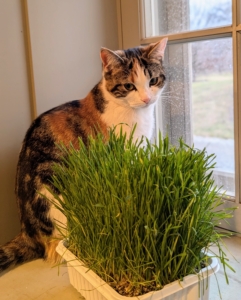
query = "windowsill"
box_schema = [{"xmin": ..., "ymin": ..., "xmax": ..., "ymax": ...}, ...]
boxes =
[{"xmin": 209, "ymin": 235, "xmax": 241, "ymax": 300}]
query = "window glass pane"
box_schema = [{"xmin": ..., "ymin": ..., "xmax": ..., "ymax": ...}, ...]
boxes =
[
  {"xmin": 144, "ymin": 0, "xmax": 232, "ymax": 37},
  {"xmin": 161, "ymin": 37, "xmax": 235, "ymax": 196},
  {"xmin": 192, "ymin": 38, "xmax": 234, "ymax": 196},
  {"xmin": 190, "ymin": 0, "xmax": 232, "ymax": 30}
]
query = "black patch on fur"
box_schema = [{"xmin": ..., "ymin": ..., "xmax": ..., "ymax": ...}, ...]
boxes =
[
  {"xmin": 110, "ymin": 84, "xmax": 122, "ymax": 94},
  {"xmin": 140, "ymin": 58, "xmax": 148, "ymax": 68},
  {"xmin": 41, "ymin": 100, "xmax": 81, "ymax": 116},
  {"xmin": 68, "ymin": 100, "xmax": 81, "ymax": 108},
  {"xmin": 124, "ymin": 47, "xmax": 142, "ymax": 59},
  {"xmin": 0, "ymin": 249, "xmax": 8, "ymax": 261},
  {"xmin": 128, "ymin": 61, "xmax": 133, "ymax": 69},
  {"xmin": 147, "ymin": 68, "xmax": 152, "ymax": 79},
  {"xmin": 24, "ymin": 217, "xmax": 38, "ymax": 237},
  {"xmin": 66, "ymin": 115, "xmax": 88, "ymax": 145},
  {"xmin": 40, "ymin": 223, "xmax": 53, "ymax": 236},
  {"xmin": 24, "ymin": 117, "xmax": 42, "ymax": 143},
  {"xmin": 16, "ymin": 253, "xmax": 25, "ymax": 264},
  {"xmin": 32, "ymin": 197, "xmax": 49, "ymax": 216},
  {"xmin": 91, "ymin": 84, "xmax": 107, "ymax": 113},
  {"xmin": 0, "ymin": 260, "xmax": 12, "ymax": 271},
  {"xmin": 110, "ymin": 84, "xmax": 129, "ymax": 98}
]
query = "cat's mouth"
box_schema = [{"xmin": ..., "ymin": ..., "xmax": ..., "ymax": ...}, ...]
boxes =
[{"xmin": 130, "ymin": 101, "xmax": 154, "ymax": 108}]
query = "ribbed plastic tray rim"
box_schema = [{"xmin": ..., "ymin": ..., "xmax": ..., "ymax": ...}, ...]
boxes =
[{"xmin": 56, "ymin": 240, "xmax": 220, "ymax": 300}]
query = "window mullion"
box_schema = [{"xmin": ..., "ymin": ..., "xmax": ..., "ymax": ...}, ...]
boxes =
[
  {"xmin": 231, "ymin": 0, "xmax": 241, "ymax": 203},
  {"xmin": 234, "ymin": 31, "xmax": 241, "ymax": 204}
]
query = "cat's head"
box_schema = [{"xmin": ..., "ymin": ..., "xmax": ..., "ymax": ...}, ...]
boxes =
[{"xmin": 100, "ymin": 38, "xmax": 168, "ymax": 108}]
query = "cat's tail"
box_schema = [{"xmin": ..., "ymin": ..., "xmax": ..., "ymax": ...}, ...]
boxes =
[{"xmin": 0, "ymin": 232, "xmax": 45, "ymax": 273}]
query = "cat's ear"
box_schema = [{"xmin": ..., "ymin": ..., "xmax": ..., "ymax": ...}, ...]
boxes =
[
  {"xmin": 100, "ymin": 48, "xmax": 124, "ymax": 71},
  {"xmin": 144, "ymin": 37, "xmax": 168, "ymax": 60}
]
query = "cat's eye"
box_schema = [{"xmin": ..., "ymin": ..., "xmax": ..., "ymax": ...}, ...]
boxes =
[
  {"xmin": 149, "ymin": 77, "xmax": 159, "ymax": 86},
  {"xmin": 124, "ymin": 83, "xmax": 135, "ymax": 91}
]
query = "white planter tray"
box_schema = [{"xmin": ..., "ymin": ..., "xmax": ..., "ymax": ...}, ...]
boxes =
[{"xmin": 56, "ymin": 240, "xmax": 220, "ymax": 300}]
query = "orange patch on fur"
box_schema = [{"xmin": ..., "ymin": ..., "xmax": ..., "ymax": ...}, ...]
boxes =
[
  {"xmin": 45, "ymin": 238, "xmax": 62, "ymax": 264},
  {"xmin": 45, "ymin": 110, "xmax": 78, "ymax": 148},
  {"xmin": 45, "ymin": 94, "xmax": 108, "ymax": 149}
]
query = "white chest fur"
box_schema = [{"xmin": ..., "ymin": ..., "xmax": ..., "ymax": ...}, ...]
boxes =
[{"xmin": 101, "ymin": 88, "xmax": 156, "ymax": 142}]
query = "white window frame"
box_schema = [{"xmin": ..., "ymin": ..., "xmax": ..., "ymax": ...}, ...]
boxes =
[{"xmin": 116, "ymin": 0, "xmax": 241, "ymax": 232}]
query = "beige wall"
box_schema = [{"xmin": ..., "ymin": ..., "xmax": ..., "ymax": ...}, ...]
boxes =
[
  {"xmin": 0, "ymin": 0, "xmax": 118, "ymax": 244},
  {"xmin": 0, "ymin": 0, "xmax": 32, "ymax": 244},
  {"xmin": 28, "ymin": 0, "xmax": 119, "ymax": 115}
]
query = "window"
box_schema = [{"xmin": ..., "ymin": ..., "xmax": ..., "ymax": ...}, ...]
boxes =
[{"xmin": 117, "ymin": 0, "xmax": 241, "ymax": 232}]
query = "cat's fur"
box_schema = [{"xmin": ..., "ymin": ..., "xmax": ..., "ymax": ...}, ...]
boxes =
[{"xmin": 0, "ymin": 38, "xmax": 167, "ymax": 272}]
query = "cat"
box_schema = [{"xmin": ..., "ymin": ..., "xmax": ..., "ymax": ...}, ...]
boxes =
[{"xmin": 0, "ymin": 38, "xmax": 168, "ymax": 272}]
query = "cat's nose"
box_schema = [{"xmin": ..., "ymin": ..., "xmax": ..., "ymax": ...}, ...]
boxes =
[{"xmin": 142, "ymin": 98, "xmax": 151, "ymax": 104}]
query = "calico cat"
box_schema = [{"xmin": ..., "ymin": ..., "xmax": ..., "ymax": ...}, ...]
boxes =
[{"xmin": 0, "ymin": 38, "xmax": 168, "ymax": 272}]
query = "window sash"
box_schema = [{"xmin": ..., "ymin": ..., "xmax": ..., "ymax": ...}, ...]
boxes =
[
  {"xmin": 116, "ymin": 0, "xmax": 241, "ymax": 232},
  {"xmin": 117, "ymin": 0, "xmax": 241, "ymax": 200}
]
